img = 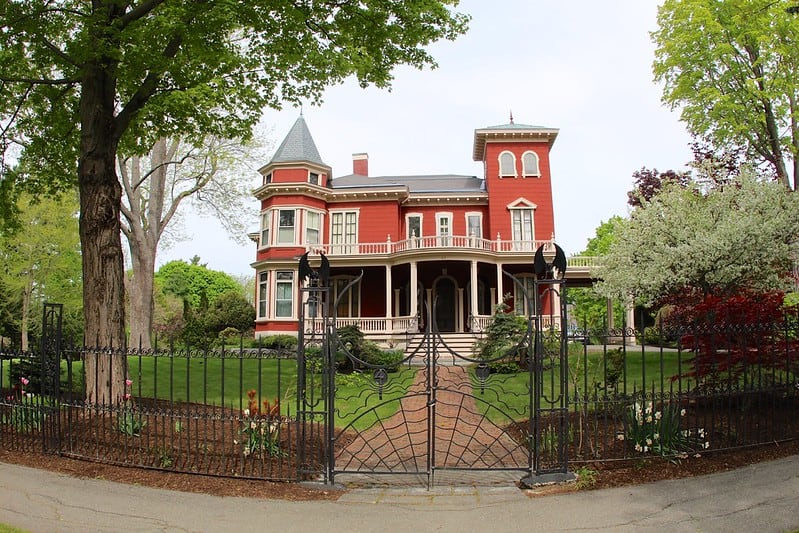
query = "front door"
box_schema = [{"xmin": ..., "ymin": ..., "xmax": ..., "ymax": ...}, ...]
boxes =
[{"xmin": 434, "ymin": 278, "xmax": 456, "ymax": 332}]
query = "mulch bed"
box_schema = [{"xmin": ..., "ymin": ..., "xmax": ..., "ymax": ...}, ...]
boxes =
[{"xmin": 1, "ymin": 440, "xmax": 797, "ymax": 500}]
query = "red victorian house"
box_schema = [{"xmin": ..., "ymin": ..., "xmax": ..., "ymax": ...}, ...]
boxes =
[{"xmin": 252, "ymin": 114, "xmax": 563, "ymax": 345}]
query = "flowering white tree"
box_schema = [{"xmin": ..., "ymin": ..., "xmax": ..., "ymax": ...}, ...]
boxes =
[{"xmin": 596, "ymin": 171, "xmax": 799, "ymax": 305}]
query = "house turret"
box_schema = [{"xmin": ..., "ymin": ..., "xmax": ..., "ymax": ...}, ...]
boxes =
[
  {"xmin": 472, "ymin": 120, "xmax": 559, "ymax": 246},
  {"xmin": 257, "ymin": 114, "xmax": 332, "ymax": 187}
]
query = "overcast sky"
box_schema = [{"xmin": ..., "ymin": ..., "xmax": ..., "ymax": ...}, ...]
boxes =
[{"xmin": 158, "ymin": 0, "xmax": 694, "ymax": 276}]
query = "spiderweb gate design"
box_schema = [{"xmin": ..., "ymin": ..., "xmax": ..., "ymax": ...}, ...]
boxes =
[{"xmin": 295, "ymin": 258, "xmax": 573, "ymax": 488}]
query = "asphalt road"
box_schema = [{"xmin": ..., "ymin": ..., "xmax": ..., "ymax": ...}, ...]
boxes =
[{"xmin": 1, "ymin": 455, "xmax": 798, "ymax": 532}]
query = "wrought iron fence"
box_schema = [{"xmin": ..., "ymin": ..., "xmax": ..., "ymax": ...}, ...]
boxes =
[
  {"xmin": 564, "ymin": 318, "xmax": 799, "ymax": 466},
  {"xmin": 0, "ymin": 340, "xmax": 320, "ymax": 482},
  {"xmin": 0, "ymin": 317, "xmax": 797, "ymax": 482}
]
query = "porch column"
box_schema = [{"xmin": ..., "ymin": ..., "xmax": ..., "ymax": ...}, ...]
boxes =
[
  {"xmin": 496, "ymin": 262, "xmax": 504, "ymax": 306},
  {"xmin": 384, "ymin": 265, "xmax": 392, "ymax": 322},
  {"xmin": 457, "ymin": 288, "xmax": 464, "ymax": 333},
  {"xmin": 470, "ymin": 260, "xmax": 478, "ymax": 326},
  {"xmin": 410, "ymin": 261, "xmax": 418, "ymax": 319},
  {"xmin": 626, "ymin": 302, "xmax": 637, "ymax": 346}
]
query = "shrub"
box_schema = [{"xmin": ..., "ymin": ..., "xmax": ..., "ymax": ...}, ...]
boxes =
[
  {"xmin": 669, "ymin": 290, "xmax": 799, "ymax": 385},
  {"xmin": 364, "ymin": 348, "xmax": 403, "ymax": 372},
  {"xmin": 476, "ymin": 300, "xmax": 529, "ymax": 373}
]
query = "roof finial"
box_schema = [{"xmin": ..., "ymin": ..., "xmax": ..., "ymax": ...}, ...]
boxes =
[
  {"xmin": 299, "ymin": 105, "xmax": 304, "ymax": 117},
  {"xmin": 509, "ymin": 110, "xmax": 514, "ymax": 124}
]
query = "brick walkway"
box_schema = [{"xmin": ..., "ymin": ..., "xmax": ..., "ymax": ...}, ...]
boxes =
[{"xmin": 335, "ymin": 366, "xmax": 529, "ymax": 483}]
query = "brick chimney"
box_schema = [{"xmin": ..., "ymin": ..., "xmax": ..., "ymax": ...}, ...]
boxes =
[{"xmin": 353, "ymin": 153, "xmax": 368, "ymax": 176}]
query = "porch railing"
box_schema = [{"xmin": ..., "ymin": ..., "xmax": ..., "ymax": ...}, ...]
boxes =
[{"xmin": 305, "ymin": 314, "xmax": 563, "ymax": 335}]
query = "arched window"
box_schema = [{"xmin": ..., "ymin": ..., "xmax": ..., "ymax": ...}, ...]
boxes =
[
  {"xmin": 522, "ymin": 151, "xmax": 540, "ymax": 177},
  {"xmin": 499, "ymin": 151, "xmax": 516, "ymax": 177}
]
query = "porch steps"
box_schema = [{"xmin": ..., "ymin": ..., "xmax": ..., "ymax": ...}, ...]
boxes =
[{"xmin": 404, "ymin": 332, "xmax": 481, "ymax": 366}]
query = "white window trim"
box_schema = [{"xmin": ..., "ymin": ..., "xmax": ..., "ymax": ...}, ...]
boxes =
[
  {"xmin": 276, "ymin": 207, "xmax": 298, "ymax": 246},
  {"xmin": 465, "ymin": 211, "xmax": 483, "ymax": 247},
  {"xmin": 260, "ymin": 210, "xmax": 273, "ymax": 249},
  {"xmin": 499, "ymin": 150, "xmax": 517, "ymax": 178},
  {"xmin": 329, "ymin": 209, "xmax": 360, "ymax": 253},
  {"xmin": 436, "ymin": 212, "xmax": 453, "ymax": 246},
  {"xmin": 303, "ymin": 209, "xmax": 324, "ymax": 246},
  {"xmin": 406, "ymin": 213, "xmax": 423, "ymax": 239},
  {"xmin": 508, "ymin": 199, "xmax": 537, "ymax": 251},
  {"xmin": 522, "ymin": 150, "xmax": 541, "ymax": 177},
  {"xmin": 274, "ymin": 270, "xmax": 296, "ymax": 319},
  {"xmin": 257, "ymin": 270, "xmax": 270, "ymax": 319}
]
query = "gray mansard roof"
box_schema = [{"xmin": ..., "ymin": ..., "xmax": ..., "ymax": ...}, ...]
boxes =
[
  {"xmin": 268, "ymin": 115, "xmax": 327, "ymax": 167},
  {"xmin": 331, "ymin": 174, "xmax": 485, "ymax": 193}
]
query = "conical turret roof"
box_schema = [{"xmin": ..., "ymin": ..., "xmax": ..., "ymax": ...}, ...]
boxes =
[{"xmin": 269, "ymin": 114, "xmax": 326, "ymax": 166}]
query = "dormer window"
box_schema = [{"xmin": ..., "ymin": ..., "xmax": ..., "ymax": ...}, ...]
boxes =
[
  {"xmin": 309, "ymin": 172, "xmax": 319, "ymax": 185},
  {"xmin": 522, "ymin": 151, "xmax": 540, "ymax": 177},
  {"xmin": 499, "ymin": 151, "xmax": 516, "ymax": 177}
]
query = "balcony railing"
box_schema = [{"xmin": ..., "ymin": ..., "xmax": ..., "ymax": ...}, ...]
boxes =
[{"xmin": 314, "ymin": 236, "xmax": 555, "ymax": 257}]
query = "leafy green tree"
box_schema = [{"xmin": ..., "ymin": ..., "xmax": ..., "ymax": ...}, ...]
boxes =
[
  {"xmin": 155, "ymin": 259, "xmax": 242, "ymax": 310},
  {"xmin": 152, "ymin": 260, "xmax": 251, "ymax": 347},
  {"xmin": 0, "ymin": 194, "xmax": 83, "ymax": 350},
  {"xmin": 597, "ymin": 171, "xmax": 799, "ymax": 306},
  {"xmin": 204, "ymin": 291, "xmax": 256, "ymax": 340},
  {"xmin": 0, "ymin": 0, "xmax": 468, "ymax": 403},
  {"xmin": 653, "ymin": 0, "xmax": 799, "ymax": 190}
]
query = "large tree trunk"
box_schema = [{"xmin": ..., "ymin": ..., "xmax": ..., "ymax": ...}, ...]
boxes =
[
  {"xmin": 128, "ymin": 242, "xmax": 156, "ymax": 350},
  {"xmin": 124, "ymin": 138, "xmax": 170, "ymax": 351},
  {"xmin": 78, "ymin": 61, "xmax": 127, "ymax": 406}
]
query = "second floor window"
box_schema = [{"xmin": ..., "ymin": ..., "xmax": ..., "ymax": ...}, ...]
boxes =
[
  {"xmin": 407, "ymin": 215, "xmax": 421, "ymax": 239},
  {"xmin": 260, "ymin": 212, "xmax": 271, "ymax": 247},
  {"xmin": 437, "ymin": 214, "xmax": 451, "ymax": 246},
  {"xmin": 306, "ymin": 211, "xmax": 321, "ymax": 245},
  {"xmin": 331, "ymin": 211, "xmax": 357, "ymax": 253},
  {"xmin": 309, "ymin": 172, "xmax": 319, "ymax": 185},
  {"xmin": 278, "ymin": 209, "xmax": 295, "ymax": 244},
  {"xmin": 511, "ymin": 208, "xmax": 534, "ymax": 249},
  {"xmin": 467, "ymin": 214, "xmax": 482, "ymax": 239}
]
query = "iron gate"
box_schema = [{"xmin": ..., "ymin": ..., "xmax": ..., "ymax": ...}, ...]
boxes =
[{"xmin": 295, "ymin": 256, "xmax": 574, "ymax": 487}]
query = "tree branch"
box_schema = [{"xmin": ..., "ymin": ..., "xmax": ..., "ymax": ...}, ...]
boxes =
[
  {"xmin": 114, "ymin": 32, "xmax": 184, "ymax": 139},
  {"xmin": 118, "ymin": 0, "xmax": 168, "ymax": 29}
]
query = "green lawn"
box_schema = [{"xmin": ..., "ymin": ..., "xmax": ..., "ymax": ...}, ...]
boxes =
[
  {"xmin": 5, "ymin": 355, "xmax": 416, "ymax": 429},
  {"xmin": 127, "ymin": 355, "xmax": 297, "ymax": 413},
  {"xmin": 469, "ymin": 346, "xmax": 690, "ymax": 422},
  {"xmin": 333, "ymin": 367, "xmax": 418, "ymax": 432}
]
